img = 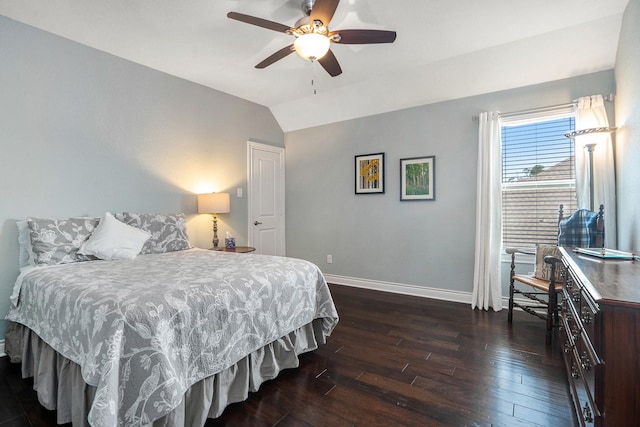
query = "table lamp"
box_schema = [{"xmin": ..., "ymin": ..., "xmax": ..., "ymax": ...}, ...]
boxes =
[{"xmin": 197, "ymin": 192, "xmax": 230, "ymax": 249}]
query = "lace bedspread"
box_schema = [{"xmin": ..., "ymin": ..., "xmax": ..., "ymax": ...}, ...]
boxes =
[{"xmin": 6, "ymin": 248, "xmax": 338, "ymax": 426}]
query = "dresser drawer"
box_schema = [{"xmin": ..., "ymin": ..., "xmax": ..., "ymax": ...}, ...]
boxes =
[{"xmin": 560, "ymin": 271, "xmax": 602, "ymax": 426}]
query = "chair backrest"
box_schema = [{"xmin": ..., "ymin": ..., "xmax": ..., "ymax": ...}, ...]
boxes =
[{"xmin": 557, "ymin": 204, "xmax": 604, "ymax": 248}]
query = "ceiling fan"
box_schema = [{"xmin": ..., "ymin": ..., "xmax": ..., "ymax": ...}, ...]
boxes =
[{"xmin": 227, "ymin": 0, "xmax": 397, "ymax": 77}]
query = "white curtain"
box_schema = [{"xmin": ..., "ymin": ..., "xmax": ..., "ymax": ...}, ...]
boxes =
[
  {"xmin": 472, "ymin": 112, "xmax": 503, "ymax": 311},
  {"xmin": 575, "ymin": 95, "xmax": 617, "ymax": 248}
]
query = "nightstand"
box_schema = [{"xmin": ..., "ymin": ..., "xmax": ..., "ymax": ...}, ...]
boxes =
[{"xmin": 212, "ymin": 246, "xmax": 256, "ymax": 253}]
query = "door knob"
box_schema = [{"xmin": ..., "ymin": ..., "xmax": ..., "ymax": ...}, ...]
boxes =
[{"xmin": 254, "ymin": 221, "xmax": 262, "ymax": 226}]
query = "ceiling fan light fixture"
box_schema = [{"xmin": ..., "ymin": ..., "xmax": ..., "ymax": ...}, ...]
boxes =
[{"xmin": 294, "ymin": 33, "xmax": 330, "ymax": 61}]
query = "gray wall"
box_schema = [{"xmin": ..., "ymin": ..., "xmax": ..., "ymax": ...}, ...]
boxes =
[
  {"xmin": 615, "ymin": 0, "xmax": 640, "ymax": 252},
  {"xmin": 0, "ymin": 17, "xmax": 284, "ymax": 340},
  {"xmin": 285, "ymin": 71, "xmax": 615, "ymax": 296}
]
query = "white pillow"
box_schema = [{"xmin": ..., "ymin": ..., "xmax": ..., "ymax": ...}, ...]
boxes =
[{"xmin": 79, "ymin": 212, "xmax": 151, "ymax": 260}]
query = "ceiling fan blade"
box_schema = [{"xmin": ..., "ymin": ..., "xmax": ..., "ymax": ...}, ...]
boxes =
[
  {"xmin": 309, "ymin": 0, "xmax": 340, "ymax": 27},
  {"xmin": 227, "ymin": 12, "xmax": 292, "ymax": 33},
  {"xmin": 255, "ymin": 44, "xmax": 295, "ymax": 69},
  {"xmin": 331, "ymin": 29, "xmax": 397, "ymax": 44},
  {"xmin": 318, "ymin": 49, "xmax": 342, "ymax": 77}
]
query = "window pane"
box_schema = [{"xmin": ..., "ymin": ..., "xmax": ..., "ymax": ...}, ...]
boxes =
[
  {"xmin": 501, "ymin": 116, "xmax": 577, "ymax": 248},
  {"xmin": 503, "ymin": 187, "xmax": 576, "ymax": 247},
  {"xmin": 502, "ymin": 118, "xmax": 575, "ymax": 183}
]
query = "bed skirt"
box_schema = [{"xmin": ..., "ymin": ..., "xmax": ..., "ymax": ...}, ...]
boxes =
[{"xmin": 5, "ymin": 319, "xmax": 327, "ymax": 426}]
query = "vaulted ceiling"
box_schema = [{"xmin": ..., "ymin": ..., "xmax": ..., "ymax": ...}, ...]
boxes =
[{"xmin": 0, "ymin": 0, "xmax": 629, "ymax": 132}]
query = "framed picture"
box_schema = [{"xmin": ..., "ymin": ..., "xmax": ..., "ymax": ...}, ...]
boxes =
[
  {"xmin": 355, "ymin": 153, "xmax": 385, "ymax": 194},
  {"xmin": 400, "ymin": 156, "xmax": 435, "ymax": 201}
]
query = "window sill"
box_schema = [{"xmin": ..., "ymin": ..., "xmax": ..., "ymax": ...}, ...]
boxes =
[{"xmin": 500, "ymin": 250, "xmax": 535, "ymax": 264}]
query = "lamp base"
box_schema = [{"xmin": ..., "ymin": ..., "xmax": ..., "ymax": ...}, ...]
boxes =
[{"xmin": 212, "ymin": 213, "xmax": 219, "ymax": 249}]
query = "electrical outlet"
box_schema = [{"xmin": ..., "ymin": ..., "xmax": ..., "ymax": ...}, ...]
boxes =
[{"xmin": 326, "ymin": 254, "xmax": 333, "ymax": 264}]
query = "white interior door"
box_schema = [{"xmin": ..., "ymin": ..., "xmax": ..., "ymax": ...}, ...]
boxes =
[{"xmin": 248, "ymin": 141, "xmax": 285, "ymax": 256}]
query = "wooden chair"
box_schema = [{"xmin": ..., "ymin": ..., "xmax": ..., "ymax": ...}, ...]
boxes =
[{"xmin": 507, "ymin": 204, "xmax": 604, "ymax": 345}]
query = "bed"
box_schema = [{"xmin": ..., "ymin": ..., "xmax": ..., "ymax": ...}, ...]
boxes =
[{"xmin": 4, "ymin": 213, "xmax": 338, "ymax": 426}]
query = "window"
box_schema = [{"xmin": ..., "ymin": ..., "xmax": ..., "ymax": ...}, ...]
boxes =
[{"xmin": 501, "ymin": 109, "xmax": 577, "ymax": 249}]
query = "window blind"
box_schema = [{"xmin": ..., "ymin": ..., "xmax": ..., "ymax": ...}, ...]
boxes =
[{"xmin": 501, "ymin": 116, "xmax": 577, "ymax": 248}]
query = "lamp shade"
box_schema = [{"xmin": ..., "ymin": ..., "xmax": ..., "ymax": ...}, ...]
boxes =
[
  {"xmin": 564, "ymin": 127, "xmax": 616, "ymax": 139},
  {"xmin": 294, "ymin": 33, "xmax": 331, "ymax": 61},
  {"xmin": 197, "ymin": 192, "xmax": 230, "ymax": 214}
]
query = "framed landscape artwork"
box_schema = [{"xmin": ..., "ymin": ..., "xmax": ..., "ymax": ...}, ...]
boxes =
[
  {"xmin": 355, "ymin": 153, "xmax": 385, "ymax": 194},
  {"xmin": 400, "ymin": 156, "xmax": 435, "ymax": 201}
]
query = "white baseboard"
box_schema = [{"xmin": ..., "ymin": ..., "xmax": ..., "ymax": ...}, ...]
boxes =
[
  {"xmin": 324, "ymin": 274, "xmax": 474, "ymax": 304},
  {"xmin": 324, "ymin": 274, "xmax": 515, "ymax": 309},
  {"xmin": 0, "ymin": 339, "xmax": 5, "ymax": 357}
]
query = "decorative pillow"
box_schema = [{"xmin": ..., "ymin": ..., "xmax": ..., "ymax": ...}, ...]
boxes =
[
  {"xmin": 17, "ymin": 220, "xmax": 35, "ymax": 269},
  {"xmin": 558, "ymin": 208, "xmax": 600, "ymax": 248},
  {"xmin": 79, "ymin": 212, "xmax": 151, "ymax": 260},
  {"xmin": 27, "ymin": 217, "xmax": 100, "ymax": 265},
  {"xmin": 533, "ymin": 245, "xmax": 564, "ymax": 283},
  {"xmin": 115, "ymin": 212, "xmax": 191, "ymax": 254}
]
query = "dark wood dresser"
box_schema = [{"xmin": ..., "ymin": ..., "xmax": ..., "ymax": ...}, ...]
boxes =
[{"xmin": 558, "ymin": 247, "xmax": 640, "ymax": 427}]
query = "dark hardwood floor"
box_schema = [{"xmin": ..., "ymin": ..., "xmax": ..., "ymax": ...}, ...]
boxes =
[{"xmin": 0, "ymin": 284, "xmax": 575, "ymax": 426}]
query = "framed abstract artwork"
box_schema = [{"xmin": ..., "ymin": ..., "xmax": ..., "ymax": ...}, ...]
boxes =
[
  {"xmin": 355, "ymin": 153, "xmax": 385, "ymax": 194},
  {"xmin": 400, "ymin": 156, "xmax": 435, "ymax": 201}
]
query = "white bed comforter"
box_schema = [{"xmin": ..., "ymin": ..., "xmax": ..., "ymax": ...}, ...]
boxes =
[{"xmin": 6, "ymin": 248, "xmax": 338, "ymax": 426}]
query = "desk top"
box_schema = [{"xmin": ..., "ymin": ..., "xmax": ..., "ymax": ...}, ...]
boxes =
[{"xmin": 560, "ymin": 247, "xmax": 640, "ymax": 307}]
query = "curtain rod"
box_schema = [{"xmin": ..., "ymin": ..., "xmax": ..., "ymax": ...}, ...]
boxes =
[
  {"xmin": 498, "ymin": 101, "xmax": 576, "ymax": 119},
  {"xmin": 472, "ymin": 93, "xmax": 615, "ymax": 121}
]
